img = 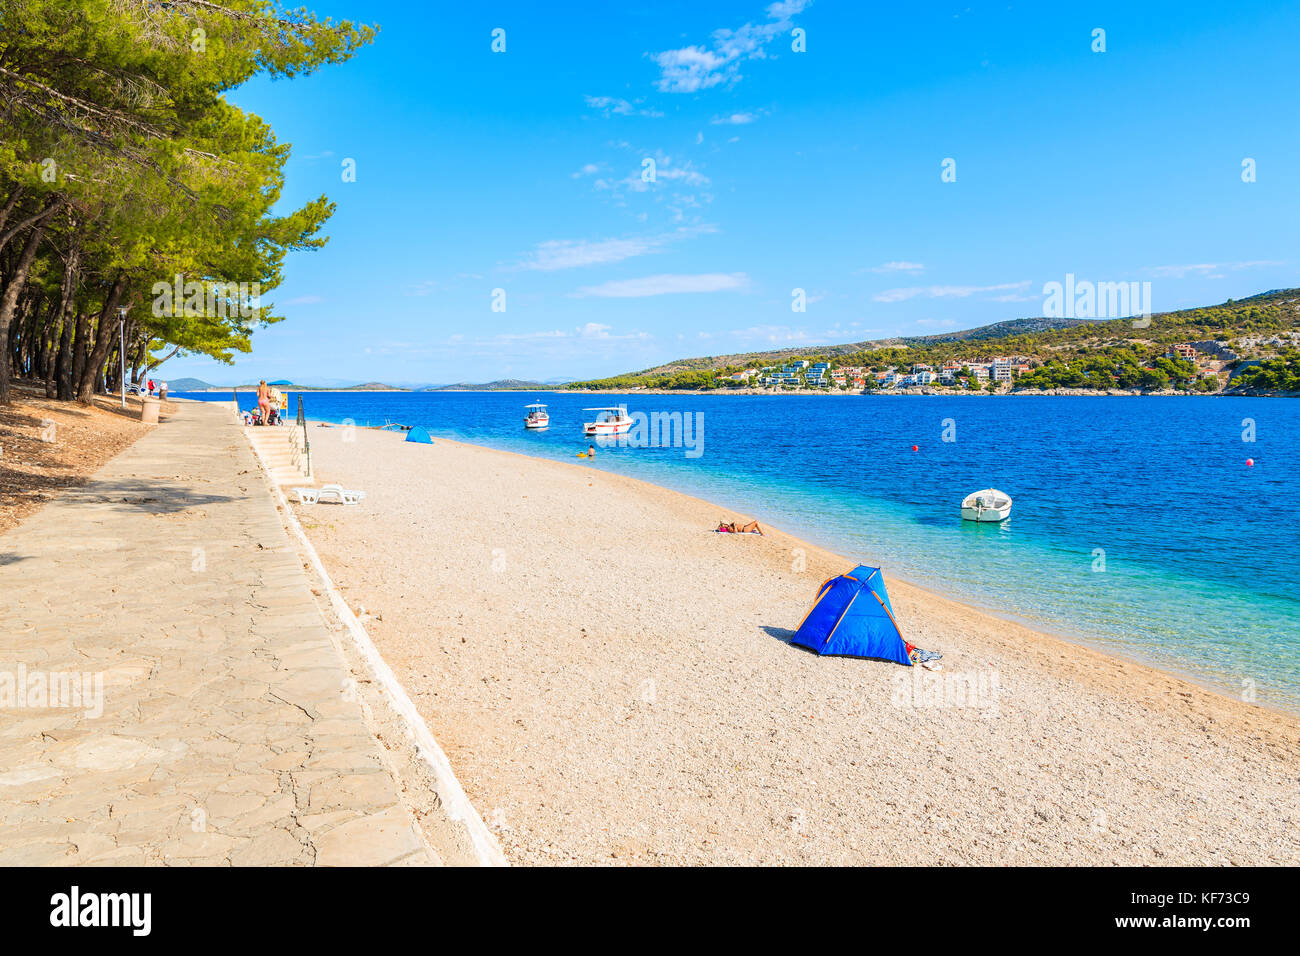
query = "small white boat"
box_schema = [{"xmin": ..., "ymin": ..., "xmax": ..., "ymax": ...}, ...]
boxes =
[
  {"xmin": 583, "ymin": 404, "xmax": 633, "ymax": 436},
  {"xmin": 524, "ymin": 403, "xmax": 550, "ymax": 429},
  {"xmin": 961, "ymin": 488, "xmax": 1013, "ymax": 522}
]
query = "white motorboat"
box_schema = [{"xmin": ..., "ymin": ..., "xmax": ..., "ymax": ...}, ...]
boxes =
[
  {"xmin": 583, "ymin": 404, "xmax": 633, "ymax": 436},
  {"xmin": 961, "ymin": 488, "xmax": 1013, "ymax": 522},
  {"xmin": 524, "ymin": 403, "xmax": 550, "ymax": 429}
]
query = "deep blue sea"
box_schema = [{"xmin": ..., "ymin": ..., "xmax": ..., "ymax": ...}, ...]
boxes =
[{"xmin": 188, "ymin": 390, "xmax": 1300, "ymax": 710}]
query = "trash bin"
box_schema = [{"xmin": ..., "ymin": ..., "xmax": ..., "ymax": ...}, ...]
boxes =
[{"xmin": 141, "ymin": 396, "xmax": 160, "ymax": 424}]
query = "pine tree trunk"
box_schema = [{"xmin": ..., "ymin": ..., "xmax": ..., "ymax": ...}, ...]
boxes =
[
  {"xmin": 0, "ymin": 221, "xmax": 47, "ymax": 404},
  {"xmin": 56, "ymin": 313, "xmax": 74, "ymax": 400},
  {"xmin": 131, "ymin": 336, "xmax": 147, "ymax": 386},
  {"xmin": 70, "ymin": 309, "xmax": 90, "ymax": 399},
  {"xmin": 44, "ymin": 317, "xmax": 59, "ymax": 397},
  {"xmin": 53, "ymin": 236, "xmax": 81, "ymax": 401},
  {"xmin": 76, "ymin": 275, "xmax": 128, "ymax": 402}
]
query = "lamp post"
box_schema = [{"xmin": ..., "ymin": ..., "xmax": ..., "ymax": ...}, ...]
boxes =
[{"xmin": 118, "ymin": 306, "xmax": 127, "ymax": 408}]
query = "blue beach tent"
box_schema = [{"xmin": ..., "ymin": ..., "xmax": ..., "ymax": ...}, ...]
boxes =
[
  {"xmin": 405, "ymin": 426, "xmax": 433, "ymax": 444},
  {"xmin": 790, "ymin": 565, "xmax": 913, "ymax": 665}
]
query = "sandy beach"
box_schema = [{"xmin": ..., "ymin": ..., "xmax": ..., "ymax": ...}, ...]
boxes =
[{"xmin": 293, "ymin": 425, "xmax": 1300, "ymax": 866}]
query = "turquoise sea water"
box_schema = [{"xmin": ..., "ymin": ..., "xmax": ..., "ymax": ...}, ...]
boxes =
[{"xmin": 191, "ymin": 391, "xmax": 1300, "ymax": 710}]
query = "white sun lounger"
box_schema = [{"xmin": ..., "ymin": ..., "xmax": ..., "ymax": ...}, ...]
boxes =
[{"xmin": 294, "ymin": 484, "xmax": 366, "ymax": 505}]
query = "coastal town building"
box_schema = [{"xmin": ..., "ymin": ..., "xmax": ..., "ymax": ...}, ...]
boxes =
[
  {"xmin": 736, "ymin": 347, "xmax": 1231, "ymax": 392},
  {"xmin": 806, "ymin": 362, "xmax": 832, "ymax": 387}
]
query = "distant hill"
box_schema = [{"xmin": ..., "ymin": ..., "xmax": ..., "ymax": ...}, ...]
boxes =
[
  {"xmin": 235, "ymin": 381, "xmax": 407, "ymax": 391},
  {"xmin": 168, "ymin": 377, "xmax": 217, "ymax": 390},
  {"xmin": 627, "ymin": 316, "xmax": 1102, "ymax": 377},
  {"xmin": 568, "ymin": 289, "xmax": 1300, "ymax": 391},
  {"xmin": 422, "ymin": 379, "xmax": 550, "ymax": 391}
]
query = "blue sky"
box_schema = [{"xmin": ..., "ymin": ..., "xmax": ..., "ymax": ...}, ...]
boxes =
[{"xmin": 167, "ymin": 0, "xmax": 1300, "ymax": 386}]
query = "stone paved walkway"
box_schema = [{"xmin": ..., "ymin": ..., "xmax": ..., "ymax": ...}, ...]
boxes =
[{"xmin": 0, "ymin": 401, "xmax": 439, "ymax": 865}]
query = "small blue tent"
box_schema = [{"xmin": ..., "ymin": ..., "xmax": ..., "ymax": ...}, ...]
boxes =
[
  {"xmin": 405, "ymin": 426, "xmax": 433, "ymax": 444},
  {"xmin": 789, "ymin": 565, "xmax": 912, "ymax": 665}
]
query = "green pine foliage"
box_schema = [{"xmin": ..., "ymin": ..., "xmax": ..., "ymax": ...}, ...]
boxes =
[
  {"xmin": 1232, "ymin": 351, "xmax": 1300, "ymax": 391},
  {"xmin": 0, "ymin": 0, "xmax": 377, "ymax": 402}
]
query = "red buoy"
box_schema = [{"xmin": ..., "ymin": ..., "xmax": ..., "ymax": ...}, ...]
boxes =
[
  {"xmin": 1247, "ymin": 458, "xmax": 1254, "ymax": 466},
  {"xmin": 912, "ymin": 444, "xmax": 919, "ymax": 452}
]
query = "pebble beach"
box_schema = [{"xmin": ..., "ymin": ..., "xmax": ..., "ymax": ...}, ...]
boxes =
[{"xmin": 294, "ymin": 425, "xmax": 1300, "ymax": 866}]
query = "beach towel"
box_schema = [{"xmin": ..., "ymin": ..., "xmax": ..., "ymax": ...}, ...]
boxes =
[{"xmin": 907, "ymin": 645, "xmax": 943, "ymax": 665}]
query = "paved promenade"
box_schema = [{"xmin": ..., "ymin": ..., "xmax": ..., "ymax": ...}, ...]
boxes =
[{"xmin": 0, "ymin": 401, "xmax": 439, "ymax": 865}]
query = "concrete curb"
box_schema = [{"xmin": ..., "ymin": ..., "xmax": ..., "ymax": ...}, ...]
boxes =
[{"xmin": 240, "ymin": 416, "xmax": 508, "ymax": 867}]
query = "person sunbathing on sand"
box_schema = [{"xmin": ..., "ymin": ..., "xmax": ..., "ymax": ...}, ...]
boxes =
[{"xmin": 718, "ymin": 519, "xmax": 763, "ymax": 535}]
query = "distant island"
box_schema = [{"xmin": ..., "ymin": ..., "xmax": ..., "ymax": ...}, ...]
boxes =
[
  {"xmin": 421, "ymin": 379, "xmax": 556, "ymax": 392},
  {"xmin": 566, "ymin": 290, "xmax": 1300, "ymax": 395},
  {"xmin": 170, "ymin": 380, "xmax": 410, "ymax": 392}
]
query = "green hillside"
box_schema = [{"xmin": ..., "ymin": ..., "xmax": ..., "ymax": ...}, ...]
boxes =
[{"xmin": 567, "ymin": 290, "xmax": 1300, "ymax": 393}]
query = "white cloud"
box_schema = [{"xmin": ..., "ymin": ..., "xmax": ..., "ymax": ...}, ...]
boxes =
[
  {"xmin": 650, "ymin": 1, "xmax": 812, "ymax": 93},
  {"xmin": 599, "ymin": 154, "xmax": 712, "ymax": 197},
  {"xmin": 484, "ymin": 330, "xmax": 568, "ymax": 343},
  {"xmin": 656, "ymin": 166, "xmax": 710, "ymax": 186},
  {"xmin": 574, "ymin": 322, "xmax": 651, "ymax": 341},
  {"xmin": 728, "ymin": 324, "xmax": 816, "ymax": 342},
  {"xmin": 514, "ymin": 225, "xmax": 716, "ymax": 271},
  {"xmin": 714, "ymin": 319, "xmax": 875, "ymax": 345},
  {"xmin": 521, "ymin": 237, "xmax": 663, "ymax": 271},
  {"xmin": 361, "ymin": 324, "xmax": 654, "ymax": 363},
  {"xmin": 571, "ymin": 163, "xmax": 601, "ymax": 178},
  {"xmin": 864, "ymin": 260, "xmax": 924, "ymax": 274},
  {"xmin": 711, "ymin": 112, "xmax": 757, "ymax": 125},
  {"xmin": 873, "ymin": 280, "xmax": 1031, "ymax": 303},
  {"xmin": 651, "ymin": 47, "xmax": 731, "ymax": 94},
  {"xmin": 1149, "ymin": 263, "xmax": 1216, "ymax": 279},
  {"xmin": 584, "ymin": 95, "xmax": 663, "ymax": 118},
  {"xmin": 573, "ymin": 272, "xmax": 750, "ymax": 298},
  {"xmin": 1147, "ymin": 260, "xmax": 1284, "ymax": 279},
  {"xmin": 405, "ymin": 274, "xmax": 481, "ymax": 297}
]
